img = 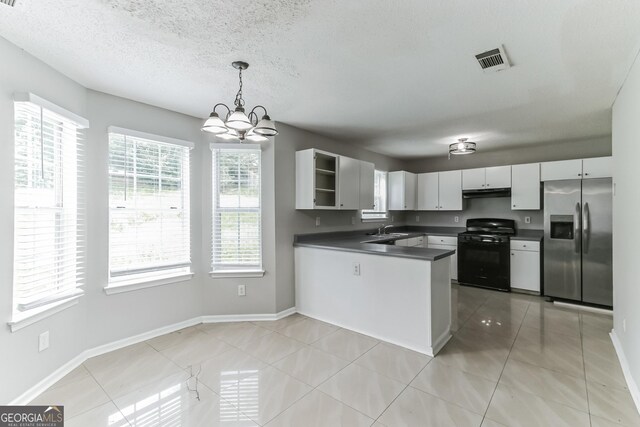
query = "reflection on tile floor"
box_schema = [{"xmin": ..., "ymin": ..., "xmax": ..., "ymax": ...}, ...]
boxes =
[{"xmin": 31, "ymin": 284, "xmax": 639, "ymax": 426}]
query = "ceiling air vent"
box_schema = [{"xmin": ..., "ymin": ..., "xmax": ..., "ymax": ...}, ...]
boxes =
[
  {"xmin": 475, "ymin": 45, "xmax": 511, "ymax": 72},
  {"xmin": 1, "ymin": 0, "xmax": 16, "ymax": 6}
]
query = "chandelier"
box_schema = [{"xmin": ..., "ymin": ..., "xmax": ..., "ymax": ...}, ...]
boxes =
[
  {"xmin": 201, "ymin": 61, "xmax": 278, "ymax": 142},
  {"xmin": 449, "ymin": 138, "xmax": 477, "ymax": 159}
]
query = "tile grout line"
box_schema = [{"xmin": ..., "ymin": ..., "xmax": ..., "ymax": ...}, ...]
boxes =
[
  {"xmin": 479, "ymin": 299, "xmax": 531, "ymax": 425},
  {"xmin": 580, "ymin": 313, "xmax": 594, "ymax": 427}
]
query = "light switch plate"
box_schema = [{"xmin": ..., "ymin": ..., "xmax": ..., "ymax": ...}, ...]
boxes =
[
  {"xmin": 39, "ymin": 331, "xmax": 49, "ymax": 352},
  {"xmin": 525, "ymin": 216, "xmax": 531, "ymax": 224},
  {"xmin": 315, "ymin": 217, "xmax": 320, "ymax": 227}
]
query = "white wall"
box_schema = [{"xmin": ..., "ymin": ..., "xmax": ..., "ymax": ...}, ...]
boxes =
[{"xmin": 612, "ymin": 52, "xmax": 640, "ymax": 404}]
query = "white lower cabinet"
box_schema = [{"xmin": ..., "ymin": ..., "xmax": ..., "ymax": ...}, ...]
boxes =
[
  {"xmin": 510, "ymin": 240, "xmax": 540, "ymax": 293},
  {"xmin": 394, "ymin": 236, "xmax": 425, "ymax": 247},
  {"xmin": 427, "ymin": 235, "xmax": 457, "ymax": 281}
]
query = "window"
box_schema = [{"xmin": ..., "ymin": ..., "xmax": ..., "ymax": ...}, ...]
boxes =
[
  {"xmin": 108, "ymin": 127, "xmax": 193, "ymax": 288},
  {"xmin": 361, "ymin": 170, "xmax": 388, "ymax": 221},
  {"xmin": 13, "ymin": 96, "xmax": 88, "ymax": 313},
  {"xmin": 211, "ymin": 145, "xmax": 262, "ymax": 275}
]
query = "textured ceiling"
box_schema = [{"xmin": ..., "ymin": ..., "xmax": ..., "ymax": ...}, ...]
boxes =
[{"xmin": 1, "ymin": 0, "xmax": 640, "ymax": 158}]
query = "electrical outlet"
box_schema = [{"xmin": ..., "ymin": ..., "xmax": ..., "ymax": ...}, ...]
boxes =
[
  {"xmin": 525, "ymin": 216, "xmax": 531, "ymax": 224},
  {"xmin": 415, "ymin": 215, "xmax": 420, "ymax": 222},
  {"xmin": 39, "ymin": 331, "xmax": 49, "ymax": 352},
  {"xmin": 352, "ymin": 262, "xmax": 361, "ymax": 276},
  {"xmin": 454, "ymin": 216, "xmax": 459, "ymax": 223},
  {"xmin": 351, "ymin": 217, "xmax": 355, "ymax": 225},
  {"xmin": 391, "ymin": 215, "xmax": 395, "ymax": 222},
  {"xmin": 315, "ymin": 217, "xmax": 320, "ymax": 227},
  {"xmin": 237, "ymin": 285, "xmax": 246, "ymax": 297}
]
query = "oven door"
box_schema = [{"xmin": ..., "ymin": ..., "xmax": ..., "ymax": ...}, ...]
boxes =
[{"xmin": 457, "ymin": 239, "xmax": 510, "ymax": 291}]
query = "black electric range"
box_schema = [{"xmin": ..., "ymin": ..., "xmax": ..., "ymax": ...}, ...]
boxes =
[{"xmin": 457, "ymin": 218, "xmax": 516, "ymax": 292}]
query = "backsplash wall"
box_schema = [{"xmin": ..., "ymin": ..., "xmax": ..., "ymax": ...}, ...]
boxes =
[{"xmin": 400, "ymin": 197, "xmax": 543, "ymax": 230}]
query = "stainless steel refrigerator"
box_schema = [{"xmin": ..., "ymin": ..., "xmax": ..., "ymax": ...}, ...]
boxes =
[{"xmin": 543, "ymin": 178, "xmax": 613, "ymax": 306}]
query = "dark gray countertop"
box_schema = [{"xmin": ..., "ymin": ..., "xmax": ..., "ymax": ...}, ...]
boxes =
[
  {"xmin": 294, "ymin": 235, "xmax": 453, "ymax": 261},
  {"xmin": 512, "ymin": 229, "xmax": 544, "ymax": 241},
  {"xmin": 293, "ymin": 230, "xmax": 455, "ymax": 261},
  {"xmin": 293, "ymin": 225, "xmax": 544, "ymax": 260}
]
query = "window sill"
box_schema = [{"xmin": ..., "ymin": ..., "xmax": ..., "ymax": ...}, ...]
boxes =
[
  {"xmin": 8, "ymin": 292, "xmax": 84, "ymax": 333},
  {"xmin": 105, "ymin": 272, "xmax": 194, "ymax": 295},
  {"xmin": 209, "ymin": 269, "xmax": 265, "ymax": 279}
]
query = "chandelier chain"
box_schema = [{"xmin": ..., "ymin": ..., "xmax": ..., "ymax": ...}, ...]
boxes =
[{"xmin": 234, "ymin": 68, "xmax": 245, "ymax": 108}]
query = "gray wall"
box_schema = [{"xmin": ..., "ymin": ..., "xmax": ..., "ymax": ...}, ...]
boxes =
[
  {"xmin": 273, "ymin": 123, "xmax": 406, "ymax": 311},
  {"xmin": 402, "ymin": 197, "xmax": 543, "ymax": 230},
  {"xmin": 0, "ymin": 37, "xmax": 204, "ymax": 403},
  {"xmin": 612, "ymin": 52, "xmax": 640, "ymax": 403},
  {"xmin": 402, "ymin": 136, "xmax": 611, "ymax": 173}
]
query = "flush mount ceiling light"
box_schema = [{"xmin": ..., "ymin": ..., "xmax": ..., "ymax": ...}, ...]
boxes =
[
  {"xmin": 202, "ymin": 61, "xmax": 278, "ymax": 142},
  {"xmin": 448, "ymin": 138, "xmax": 477, "ymax": 159}
]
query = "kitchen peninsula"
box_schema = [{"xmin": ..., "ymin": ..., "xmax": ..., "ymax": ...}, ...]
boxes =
[{"xmin": 294, "ymin": 230, "xmax": 456, "ymax": 356}]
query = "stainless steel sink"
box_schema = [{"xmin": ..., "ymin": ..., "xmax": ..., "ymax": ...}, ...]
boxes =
[{"xmin": 360, "ymin": 233, "xmax": 409, "ymax": 243}]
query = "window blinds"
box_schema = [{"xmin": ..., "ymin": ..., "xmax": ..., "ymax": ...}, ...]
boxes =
[
  {"xmin": 108, "ymin": 131, "xmax": 192, "ymax": 281},
  {"xmin": 211, "ymin": 146, "xmax": 262, "ymax": 271},
  {"xmin": 13, "ymin": 101, "xmax": 86, "ymax": 311},
  {"xmin": 362, "ymin": 170, "xmax": 388, "ymax": 219}
]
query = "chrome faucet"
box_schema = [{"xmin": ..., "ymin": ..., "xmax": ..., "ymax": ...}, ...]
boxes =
[{"xmin": 383, "ymin": 224, "xmax": 394, "ymax": 234}]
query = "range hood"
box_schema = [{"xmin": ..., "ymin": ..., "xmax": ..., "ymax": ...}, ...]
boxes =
[{"xmin": 462, "ymin": 188, "xmax": 512, "ymax": 199}]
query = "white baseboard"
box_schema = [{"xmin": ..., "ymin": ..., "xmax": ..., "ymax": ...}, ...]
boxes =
[
  {"xmin": 610, "ymin": 329, "xmax": 640, "ymax": 415},
  {"xmin": 201, "ymin": 306, "xmax": 297, "ymax": 323},
  {"xmin": 9, "ymin": 307, "xmax": 297, "ymax": 405},
  {"xmin": 298, "ymin": 310, "xmax": 439, "ymax": 357}
]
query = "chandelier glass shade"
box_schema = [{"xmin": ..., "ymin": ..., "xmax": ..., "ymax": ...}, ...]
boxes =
[
  {"xmin": 449, "ymin": 138, "xmax": 477, "ymax": 158},
  {"xmin": 202, "ymin": 61, "xmax": 278, "ymax": 141}
]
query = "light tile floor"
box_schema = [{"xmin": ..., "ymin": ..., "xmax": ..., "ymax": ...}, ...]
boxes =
[{"xmin": 30, "ymin": 285, "xmax": 639, "ymax": 426}]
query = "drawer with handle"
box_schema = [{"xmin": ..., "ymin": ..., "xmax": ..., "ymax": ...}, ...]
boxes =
[
  {"xmin": 510, "ymin": 240, "xmax": 540, "ymax": 252},
  {"xmin": 427, "ymin": 235, "xmax": 457, "ymax": 246}
]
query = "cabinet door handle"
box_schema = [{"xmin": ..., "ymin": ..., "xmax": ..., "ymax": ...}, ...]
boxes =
[
  {"xmin": 578, "ymin": 173, "xmax": 582, "ymax": 177},
  {"xmin": 513, "ymin": 204, "xmax": 516, "ymax": 207},
  {"xmin": 584, "ymin": 173, "xmax": 590, "ymax": 176},
  {"xmin": 340, "ymin": 203, "xmax": 344, "ymax": 207}
]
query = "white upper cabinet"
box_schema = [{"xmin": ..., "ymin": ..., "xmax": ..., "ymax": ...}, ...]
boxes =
[
  {"xmin": 462, "ymin": 168, "xmax": 486, "ymax": 190},
  {"xmin": 485, "ymin": 166, "xmax": 511, "ymax": 188},
  {"xmin": 296, "ymin": 149, "xmax": 338, "ymax": 209},
  {"xmin": 511, "ymin": 163, "xmax": 540, "ymax": 210},
  {"xmin": 359, "ymin": 161, "xmax": 375, "ymax": 210},
  {"xmin": 417, "ymin": 172, "xmax": 439, "ymax": 210},
  {"xmin": 296, "ymin": 149, "xmax": 376, "ymax": 210},
  {"xmin": 463, "ymin": 166, "xmax": 511, "ymax": 189},
  {"xmin": 582, "ymin": 156, "xmax": 612, "ymax": 179},
  {"xmin": 417, "ymin": 170, "xmax": 462, "ymax": 211},
  {"xmin": 438, "ymin": 170, "xmax": 463, "ymax": 210},
  {"xmin": 540, "ymin": 159, "xmax": 583, "ymax": 181},
  {"xmin": 541, "ymin": 157, "xmax": 612, "ymax": 181},
  {"xmin": 337, "ymin": 156, "xmax": 361, "ymax": 210},
  {"xmin": 389, "ymin": 171, "xmax": 417, "ymax": 210}
]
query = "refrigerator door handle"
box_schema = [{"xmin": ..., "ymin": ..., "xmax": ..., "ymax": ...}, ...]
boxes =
[
  {"xmin": 574, "ymin": 202, "xmax": 581, "ymax": 254},
  {"xmin": 583, "ymin": 202, "xmax": 590, "ymax": 254}
]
